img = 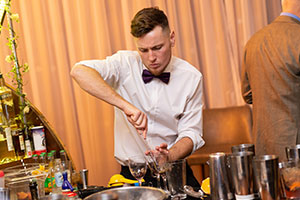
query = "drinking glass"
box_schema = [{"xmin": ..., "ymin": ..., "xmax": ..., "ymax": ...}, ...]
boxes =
[
  {"xmin": 128, "ymin": 154, "xmax": 147, "ymax": 186},
  {"xmin": 145, "ymin": 153, "xmax": 161, "ymax": 188},
  {"xmin": 166, "ymin": 159, "xmax": 187, "ymax": 199},
  {"xmin": 279, "ymin": 159, "xmax": 300, "ymax": 199},
  {"xmin": 286, "ymin": 145, "xmax": 300, "ymax": 161},
  {"xmin": 154, "ymin": 152, "xmax": 169, "ymax": 193}
]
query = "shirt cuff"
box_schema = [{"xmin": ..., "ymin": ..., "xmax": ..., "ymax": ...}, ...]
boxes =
[{"xmin": 174, "ymin": 132, "xmax": 205, "ymax": 154}]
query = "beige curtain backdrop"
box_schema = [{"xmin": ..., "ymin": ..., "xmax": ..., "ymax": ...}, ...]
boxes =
[{"xmin": 0, "ymin": 0, "xmax": 281, "ymax": 186}]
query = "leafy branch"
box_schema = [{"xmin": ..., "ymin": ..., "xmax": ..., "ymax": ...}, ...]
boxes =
[{"xmin": 1, "ymin": 0, "xmax": 29, "ymax": 124}]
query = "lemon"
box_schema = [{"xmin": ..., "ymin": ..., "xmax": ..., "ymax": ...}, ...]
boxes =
[{"xmin": 201, "ymin": 177, "xmax": 210, "ymax": 194}]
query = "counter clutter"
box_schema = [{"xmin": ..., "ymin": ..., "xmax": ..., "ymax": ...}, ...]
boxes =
[{"xmin": 0, "ymin": 143, "xmax": 299, "ymax": 200}]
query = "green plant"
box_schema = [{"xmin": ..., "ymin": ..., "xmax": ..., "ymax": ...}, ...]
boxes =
[{"xmin": 0, "ymin": 0, "xmax": 29, "ymax": 124}]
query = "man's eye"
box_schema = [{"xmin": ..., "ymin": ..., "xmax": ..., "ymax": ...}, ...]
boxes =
[
  {"xmin": 152, "ymin": 45, "xmax": 162, "ymax": 50},
  {"xmin": 139, "ymin": 49, "xmax": 148, "ymax": 53}
]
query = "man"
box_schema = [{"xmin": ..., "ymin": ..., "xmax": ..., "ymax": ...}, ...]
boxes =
[
  {"xmin": 71, "ymin": 7, "xmax": 204, "ymax": 187},
  {"xmin": 241, "ymin": 0, "xmax": 300, "ymax": 160}
]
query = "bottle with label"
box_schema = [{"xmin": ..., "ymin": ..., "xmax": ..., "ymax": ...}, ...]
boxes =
[
  {"xmin": 0, "ymin": 170, "xmax": 4, "ymax": 188},
  {"xmin": 52, "ymin": 158, "xmax": 63, "ymax": 194},
  {"xmin": 45, "ymin": 152, "xmax": 54, "ymax": 194},
  {"xmin": 32, "ymin": 154, "xmax": 39, "ymax": 163},
  {"xmin": 39, "ymin": 152, "xmax": 47, "ymax": 171},
  {"xmin": 11, "ymin": 128, "xmax": 25, "ymax": 159},
  {"xmin": 0, "ymin": 74, "xmax": 18, "ymax": 164},
  {"xmin": 0, "ymin": 74, "xmax": 17, "ymax": 127},
  {"xmin": 23, "ymin": 125, "xmax": 33, "ymax": 158},
  {"xmin": 51, "ymin": 150, "xmax": 57, "ymax": 159},
  {"xmin": 0, "ymin": 119, "xmax": 16, "ymax": 164},
  {"xmin": 29, "ymin": 179, "xmax": 39, "ymax": 200}
]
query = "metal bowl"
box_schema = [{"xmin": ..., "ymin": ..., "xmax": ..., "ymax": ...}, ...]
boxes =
[{"xmin": 84, "ymin": 186, "xmax": 167, "ymax": 200}]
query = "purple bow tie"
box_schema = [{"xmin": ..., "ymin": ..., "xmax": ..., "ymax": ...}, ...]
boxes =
[{"xmin": 142, "ymin": 69, "xmax": 170, "ymax": 84}]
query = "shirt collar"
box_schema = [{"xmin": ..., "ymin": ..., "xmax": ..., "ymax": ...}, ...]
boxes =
[{"xmin": 280, "ymin": 12, "xmax": 300, "ymax": 22}]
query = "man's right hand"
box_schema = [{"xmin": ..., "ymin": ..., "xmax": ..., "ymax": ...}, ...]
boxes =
[
  {"xmin": 123, "ymin": 104, "xmax": 148, "ymax": 139},
  {"xmin": 71, "ymin": 64, "xmax": 148, "ymax": 138}
]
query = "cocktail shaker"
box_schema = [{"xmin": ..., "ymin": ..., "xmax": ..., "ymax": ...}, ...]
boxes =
[
  {"xmin": 209, "ymin": 152, "xmax": 234, "ymax": 200},
  {"xmin": 253, "ymin": 155, "xmax": 280, "ymax": 200},
  {"xmin": 229, "ymin": 151, "xmax": 255, "ymax": 200}
]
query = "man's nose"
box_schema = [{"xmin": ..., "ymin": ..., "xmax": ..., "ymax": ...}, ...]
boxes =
[{"xmin": 148, "ymin": 50, "xmax": 156, "ymax": 62}]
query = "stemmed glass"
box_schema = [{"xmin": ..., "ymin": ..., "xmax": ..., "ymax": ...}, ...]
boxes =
[
  {"xmin": 128, "ymin": 154, "xmax": 148, "ymax": 186},
  {"xmin": 145, "ymin": 152, "xmax": 161, "ymax": 188},
  {"xmin": 154, "ymin": 152, "xmax": 170, "ymax": 194},
  {"xmin": 146, "ymin": 150, "xmax": 170, "ymax": 195}
]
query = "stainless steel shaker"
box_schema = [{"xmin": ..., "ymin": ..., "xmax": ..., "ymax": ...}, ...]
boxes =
[
  {"xmin": 229, "ymin": 151, "xmax": 255, "ymax": 200},
  {"xmin": 253, "ymin": 155, "xmax": 280, "ymax": 200},
  {"xmin": 209, "ymin": 152, "xmax": 234, "ymax": 200}
]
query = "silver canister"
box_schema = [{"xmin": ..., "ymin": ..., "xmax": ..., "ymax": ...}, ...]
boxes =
[
  {"xmin": 253, "ymin": 155, "xmax": 280, "ymax": 200},
  {"xmin": 231, "ymin": 144, "xmax": 255, "ymax": 155},
  {"xmin": 229, "ymin": 151, "xmax": 255, "ymax": 200},
  {"xmin": 209, "ymin": 152, "xmax": 234, "ymax": 200},
  {"xmin": 285, "ymin": 144, "xmax": 300, "ymax": 161},
  {"xmin": 80, "ymin": 169, "xmax": 89, "ymax": 189}
]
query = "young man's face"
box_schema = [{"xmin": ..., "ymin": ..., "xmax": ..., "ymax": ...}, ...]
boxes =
[{"xmin": 134, "ymin": 26, "xmax": 175, "ymax": 76}]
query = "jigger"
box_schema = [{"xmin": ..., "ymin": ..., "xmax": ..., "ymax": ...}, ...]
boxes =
[{"xmin": 209, "ymin": 152, "xmax": 234, "ymax": 200}]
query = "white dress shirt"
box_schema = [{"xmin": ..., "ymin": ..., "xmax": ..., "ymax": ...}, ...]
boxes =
[{"xmin": 76, "ymin": 50, "xmax": 204, "ymax": 165}]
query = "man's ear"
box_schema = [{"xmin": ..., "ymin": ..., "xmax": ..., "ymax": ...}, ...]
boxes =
[{"xmin": 170, "ymin": 31, "xmax": 175, "ymax": 47}]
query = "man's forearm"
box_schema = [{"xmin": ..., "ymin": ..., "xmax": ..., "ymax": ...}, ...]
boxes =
[
  {"xmin": 168, "ymin": 137, "xmax": 194, "ymax": 162},
  {"xmin": 71, "ymin": 64, "xmax": 148, "ymax": 137},
  {"xmin": 71, "ymin": 64, "xmax": 128, "ymax": 110}
]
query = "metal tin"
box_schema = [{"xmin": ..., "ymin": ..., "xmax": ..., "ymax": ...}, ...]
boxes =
[{"xmin": 31, "ymin": 126, "xmax": 46, "ymax": 154}]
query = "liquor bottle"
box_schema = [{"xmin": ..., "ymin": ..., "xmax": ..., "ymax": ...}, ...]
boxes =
[
  {"xmin": 45, "ymin": 152, "xmax": 54, "ymax": 194},
  {"xmin": 0, "ymin": 74, "xmax": 17, "ymax": 126},
  {"xmin": 0, "ymin": 74, "xmax": 18, "ymax": 163},
  {"xmin": 0, "ymin": 113, "xmax": 16, "ymax": 164},
  {"xmin": 39, "ymin": 152, "xmax": 47, "ymax": 171},
  {"xmin": 60, "ymin": 150, "xmax": 71, "ymax": 182},
  {"xmin": 23, "ymin": 125, "xmax": 33, "ymax": 158},
  {"xmin": 29, "ymin": 179, "xmax": 39, "ymax": 200},
  {"xmin": 32, "ymin": 154, "xmax": 38, "ymax": 163},
  {"xmin": 0, "ymin": 170, "xmax": 4, "ymax": 188},
  {"xmin": 51, "ymin": 150, "xmax": 57, "ymax": 159},
  {"xmin": 11, "ymin": 128, "xmax": 25, "ymax": 159},
  {"xmin": 52, "ymin": 158, "xmax": 63, "ymax": 194}
]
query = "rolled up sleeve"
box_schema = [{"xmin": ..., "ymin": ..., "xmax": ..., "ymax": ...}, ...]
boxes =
[{"xmin": 175, "ymin": 75, "xmax": 205, "ymax": 153}]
